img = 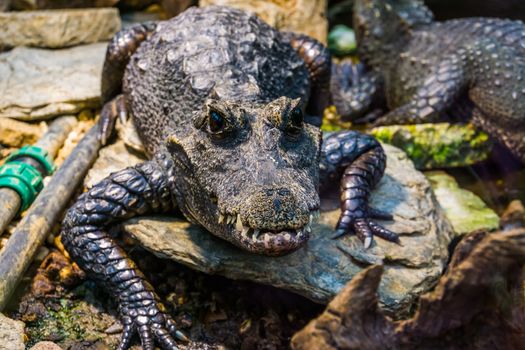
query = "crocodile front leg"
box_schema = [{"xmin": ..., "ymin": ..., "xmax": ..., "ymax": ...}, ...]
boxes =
[
  {"xmin": 61, "ymin": 157, "xmax": 187, "ymax": 350},
  {"xmin": 330, "ymin": 61, "xmax": 385, "ymax": 121},
  {"xmin": 320, "ymin": 131, "xmax": 399, "ymax": 248},
  {"xmin": 283, "ymin": 32, "xmax": 331, "ymax": 126}
]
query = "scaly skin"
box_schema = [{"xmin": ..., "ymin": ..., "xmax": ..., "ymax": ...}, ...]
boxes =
[
  {"xmin": 62, "ymin": 6, "xmax": 399, "ymax": 349},
  {"xmin": 333, "ymin": 0, "xmax": 525, "ymax": 162}
]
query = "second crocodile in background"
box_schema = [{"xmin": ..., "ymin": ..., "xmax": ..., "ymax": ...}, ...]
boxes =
[
  {"xmin": 333, "ymin": 0, "xmax": 525, "ymax": 162},
  {"xmin": 60, "ymin": 6, "xmax": 399, "ymax": 350}
]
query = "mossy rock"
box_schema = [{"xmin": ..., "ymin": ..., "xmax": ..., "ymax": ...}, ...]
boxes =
[
  {"xmin": 426, "ymin": 171, "xmax": 500, "ymax": 237},
  {"xmin": 370, "ymin": 123, "xmax": 492, "ymax": 169}
]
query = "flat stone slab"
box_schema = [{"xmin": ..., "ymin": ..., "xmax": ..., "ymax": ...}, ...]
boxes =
[
  {"xmin": 86, "ymin": 141, "xmax": 454, "ymax": 315},
  {"xmin": 0, "ymin": 8, "xmax": 120, "ymax": 49},
  {"xmin": 0, "ymin": 43, "xmax": 107, "ymax": 120}
]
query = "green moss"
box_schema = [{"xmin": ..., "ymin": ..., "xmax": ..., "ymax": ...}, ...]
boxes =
[
  {"xmin": 25, "ymin": 285, "xmax": 119, "ymax": 348},
  {"xmin": 370, "ymin": 123, "xmax": 492, "ymax": 169},
  {"xmin": 26, "ymin": 299, "xmax": 86, "ymax": 347},
  {"xmin": 426, "ymin": 171, "xmax": 500, "ymax": 237},
  {"xmin": 321, "ymin": 105, "xmax": 353, "ymax": 132}
]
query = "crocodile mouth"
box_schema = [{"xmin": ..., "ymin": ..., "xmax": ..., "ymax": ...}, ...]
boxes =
[{"xmin": 218, "ymin": 210, "xmax": 320, "ymax": 255}]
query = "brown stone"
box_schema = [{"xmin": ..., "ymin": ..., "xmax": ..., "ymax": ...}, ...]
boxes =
[
  {"xmin": 0, "ymin": 313, "xmax": 25, "ymax": 350},
  {"xmin": 0, "ymin": 8, "xmax": 120, "ymax": 49},
  {"xmin": 30, "ymin": 250, "xmax": 85, "ymax": 298},
  {"xmin": 29, "ymin": 341, "xmax": 62, "ymax": 350},
  {"xmin": 0, "ymin": 118, "xmax": 44, "ymax": 147},
  {"xmin": 200, "ymin": 0, "xmax": 328, "ymax": 43}
]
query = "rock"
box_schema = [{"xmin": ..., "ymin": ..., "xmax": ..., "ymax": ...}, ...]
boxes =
[
  {"xmin": 501, "ymin": 199, "xmax": 525, "ymax": 231},
  {"xmin": 200, "ymin": 0, "xmax": 328, "ymax": 44},
  {"xmin": 10, "ymin": 0, "xmax": 118, "ymax": 10},
  {"xmin": 370, "ymin": 123, "xmax": 492, "ymax": 169},
  {"xmin": 0, "ymin": 43, "xmax": 107, "ymax": 120},
  {"xmin": 0, "ymin": 313, "xmax": 25, "ymax": 350},
  {"xmin": 116, "ymin": 118, "xmax": 146, "ymax": 154},
  {"xmin": 21, "ymin": 287, "xmax": 122, "ymax": 348},
  {"xmin": 29, "ymin": 341, "xmax": 62, "ymax": 350},
  {"xmin": 84, "ymin": 140, "xmax": 146, "ymax": 188},
  {"xmin": 116, "ymin": 144, "xmax": 452, "ymax": 315},
  {"xmin": 0, "ymin": 9, "xmax": 120, "ymax": 49},
  {"xmin": 30, "ymin": 251, "xmax": 85, "ymax": 297},
  {"xmin": 291, "ymin": 229, "xmax": 525, "ymax": 349},
  {"xmin": 327, "ymin": 24, "xmax": 356, "ymax": 56},
  {"xmin": 426, "ymin": 171, "xmax": 500, "ymax": 237},
  {"xmin": 0, "ymin": 118, "xmax": 44, "ymax": 147}
]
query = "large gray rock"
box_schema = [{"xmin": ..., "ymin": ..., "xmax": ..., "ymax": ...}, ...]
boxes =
[
  {"xmin": 0, "ymin": 43, "xmax": 106, "ymax": 120},
  {"xmin": 0, "ymin": 313, "xmax": 25, "ymax": 350},
  {"xmin": 0, "ymin": 8, "xmax": 120, "ymax": 49},
  {"xmin": 83, "ymin": 140, "xmax": 453, "ymax": 315}
]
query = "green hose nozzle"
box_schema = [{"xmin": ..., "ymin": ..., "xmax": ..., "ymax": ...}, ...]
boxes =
[{"xmin": 0, "ymin": 146, "xmax": 56, "ymax": 212}]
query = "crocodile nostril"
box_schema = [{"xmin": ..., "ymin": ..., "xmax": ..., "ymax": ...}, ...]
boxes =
[
  {"xmin": 273, "ymin": 198, "xmax": 282, "ymax": 211},
  {"xmin": 264, "ymin": 189, "xmax": 274, "ymax": 196},
  {"xmin": 277, "ymin": 188, "xmax": 290, "ymax": 196}
]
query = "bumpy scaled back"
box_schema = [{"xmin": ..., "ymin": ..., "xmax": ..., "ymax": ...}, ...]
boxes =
[{"xmin": 123, "ymin": 6, "xmax": 311, "ymax": 155}]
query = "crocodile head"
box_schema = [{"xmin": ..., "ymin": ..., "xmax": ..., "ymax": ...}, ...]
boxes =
[
  {"xmin": 353, "ymin": 0, "xmax": 434, "ymax": 63},
  {"xmin": 167, "ymin": 96, "xmax": 321, "ymax": 256}
]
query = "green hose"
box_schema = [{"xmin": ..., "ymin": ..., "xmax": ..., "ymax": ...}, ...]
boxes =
[{"xmin": 0, "ymin": 145, "xmax": 55, "ymax": 212}]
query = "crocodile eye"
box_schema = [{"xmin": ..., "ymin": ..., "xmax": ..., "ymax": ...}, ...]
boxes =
[
  {"xmin": 209, "ymin": 110, "xmax": 225, "ymax": 133},
  {"xmin": 285, "ymin": 107, "xmax": 303, "ymax": 139},
  {"xmin": 290, "ymin": 107, "xmax": 303, "ymax": 127}
]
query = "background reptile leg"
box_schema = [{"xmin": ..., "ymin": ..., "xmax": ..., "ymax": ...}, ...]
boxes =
[
  {"xmin": 284, "ymin": 32, "xmax": 331, "ymax": 126},
  {"xmin": 99, "ymin": 22, "xmax": 158, "ymax": 144},
  {"xmin": 61, "ymin": 158, "xmax": 187, "ymax": 350},
  {"xmin": 320, "ymin": 131, "xmax": 399, "ymax": 248},
  {"xmin": 330, "ymin": 61, "xmax": 385, "ymax": 121}
]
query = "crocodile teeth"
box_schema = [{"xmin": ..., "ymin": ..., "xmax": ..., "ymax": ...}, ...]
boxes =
[
  {"xmin": 253, "ymin": 229, "xmax": 261, "ymax": 240},
  {"xmin": 228, "ymin": 215, "xmax": 236, "ymax": 224},
  {"xmin": 235, "ymin": 214, "xmax": 243, "ymax": 232},
  {"xmin": 218, "ymin": 213, "xmax": 224, "ymax": 224},
  {"xmin": 364, "ymin": 236, "xmax": 373, "ymax": 249},
  {"xmin": 305, "ymin": 224, "xmax": 312, "ymax": 233},
  {"xmin": 309, "ymin": 214, "xmax": 313, "ymax": 226},
  {"xmin": 242, "ymin": 225, "xmax": 251, "ymax": 237}
]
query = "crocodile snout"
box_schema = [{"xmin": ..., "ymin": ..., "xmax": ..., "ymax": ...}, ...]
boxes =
[{"xmin": 244, "ymin": 186, "xmax": 309, "ymax": 231}]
